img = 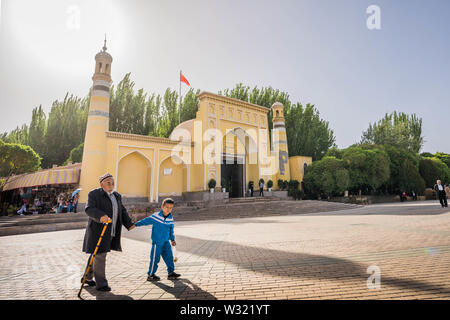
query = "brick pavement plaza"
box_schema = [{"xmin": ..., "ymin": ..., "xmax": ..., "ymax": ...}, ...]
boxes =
[{"xmin": 0, "ymin": 200, "xmax": 449, "ymax": 300}]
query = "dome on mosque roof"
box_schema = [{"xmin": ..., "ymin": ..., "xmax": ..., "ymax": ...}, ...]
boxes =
[
  {"xmin": 95, "ymin": 50, "xmax": 112, "ymax": 61},
  {"xmin": 95, "ymin": 38, "xmax": 112, "ymax": 61},
  {"xmin": 271, "ymin": 102, "xmax": 283, "ymax": 109},
  {"xmin": 169, "ymin": 119, "xmax": 195, "ymax": 141}
]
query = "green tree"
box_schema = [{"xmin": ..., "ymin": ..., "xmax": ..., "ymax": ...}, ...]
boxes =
[
  {"xmin": 429, "ymin": 157, "xmax": 450, "ymax": 184},
  {"xmin": 419, "ymin": 152, "xmax": 450, "ymax": 169},
  {"xmin": 420, "ymin": 152, "xmax": 434, "ymax": 158},
  {"xmin": 398, "ymin": 158, "xmax": 426, "ymax": 194},
  {"xmin": 180, "ymin": 88, "xmax": 200, "ymax": 123},
  {"xmin": 325, "ymin": 147, "xmax": 344, "ymax": 159},
  {"xmin": 380, "ymin": 144, "xmax": 420, "ymax": 194},
  {"xmin": 285, "ymin": 102, "xmax": 335, "ymax": 161},
  {"xmin": 28, "ymin": 105, "xmax": 47, "ymax": 161},
  {"xmin": 43, "ymin": 94, "xmax": 88, "ymax": 168},
  {"xmin": 342, "ymin": 146, "xmax": 390, "ymax": 194},
  {"xmin": 109, "ymin": 73, "xmax": 146, "ymax": 134},
  {"xmin": 1, "ymin": 94, "xmax": 87, "ymax": 169},
  {"xmin": 303, "ymin": 156, "xmax": 349, "ymax": 198},
  {"xmin": 2, "ymin": 124, "xmax": 29, "ymax": 145},
  {"xmin": 132, "ymin": 88, "xmax": 147, "ymax": 135},
  {"xmin": 0, "ymin": 140, "xmax": 41, "ymax": 178},
  {"xmin": 64, "ymin": 142, "xmax": 84, "ymax": 165},
  {"xmin": 157, "ymin": 88, "xmax": 179, "ymax": 138},
  {"xmin": 144, "ymin": 93, "xmax": 160, "ymax": 136},
  {"xmin": 433, "ymin": 152, "xmax": 450, "ymax": 168},
  {"xmin": 419, "ymin": 158, "xmax": 442, "ymax": 187},
  {"xmin": 361, "ymin": 111, "xmax": 424, "ymax": 153},
  {"xmin": 219, "ymin": 83, "xmax": 291, "ymax": 112}
]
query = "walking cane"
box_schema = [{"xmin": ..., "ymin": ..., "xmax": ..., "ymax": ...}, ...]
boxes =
[{"xmin": 78, "ymin": 219, "xmax": 112, "ymax": 299}]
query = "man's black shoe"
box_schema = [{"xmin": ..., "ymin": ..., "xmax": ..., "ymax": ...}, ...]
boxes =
[
  {"xmin": 168, "ymin": 272, "xmax": 181, "ymax": 279},
  {"xmin": 147, "ymin": 274, "xmax": 160, "ymax": 281},
  {"xmin": 96, "ymin": 286, "xmax": 111, "ymax": 292},
  {"xmin": 80, "ymin": 278, "xmax": 96, "ymax": 287}
]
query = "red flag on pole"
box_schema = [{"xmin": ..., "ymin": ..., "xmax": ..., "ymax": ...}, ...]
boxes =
[{"xmin": 180, "ymin": 72, "xmax": 190, "ymax": 86}]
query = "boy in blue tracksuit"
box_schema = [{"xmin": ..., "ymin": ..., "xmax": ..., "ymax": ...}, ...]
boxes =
[{"xmin": 134, "ymin": 198, "xmax": 180, "ymax": 281}]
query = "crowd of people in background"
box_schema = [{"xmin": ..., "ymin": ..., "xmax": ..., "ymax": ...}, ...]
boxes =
[
  {"xmin": 12, "ymin": 191, "xmax": 80, "ymax": 216},
  {"xmin": 16, "ymin": 197, "xmax": 47, "ymax": 216},
  {"xmin": 56, "ymin": 192, "xmax": 79, "ymax": 213}
]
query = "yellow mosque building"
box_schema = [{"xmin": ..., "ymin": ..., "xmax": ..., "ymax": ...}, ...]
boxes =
[{"xmin": 77, "ymin": 42, "xmax": 312, "ymax": 206}]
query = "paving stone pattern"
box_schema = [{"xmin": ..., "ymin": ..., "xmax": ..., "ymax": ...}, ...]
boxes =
[{"xmin": 0, "ymin": 201, "xmax": 449, "ymax": 300}]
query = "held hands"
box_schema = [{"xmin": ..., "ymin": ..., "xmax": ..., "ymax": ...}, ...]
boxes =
[
  {"xmin": 171, "ymin": 240, "xmax": 176, "ymax": 246},
  {"xmin": 100, "ymin": 215, "xmax": 112, "ymax": 224},
  {"xmin": 128, "ymin": 224, "xmax": 136, "ymax": 231}
]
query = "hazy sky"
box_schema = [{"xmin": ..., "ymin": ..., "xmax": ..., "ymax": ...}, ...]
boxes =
[{"xmin": 0, "ymin": 0, "xmax": 449, "ymax": 153}]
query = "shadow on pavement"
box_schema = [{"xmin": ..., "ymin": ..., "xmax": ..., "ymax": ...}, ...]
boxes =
[
  {"xmin": 152, "ymin": 278, "xmax": 217, "ymax": 300},
  {"xmin": 81, "ymin": 286, "xmax": 134, "ymax": 300},
  {"xmin": 175, "ymin": 234, "xmax": 450, "ymax": 297}
]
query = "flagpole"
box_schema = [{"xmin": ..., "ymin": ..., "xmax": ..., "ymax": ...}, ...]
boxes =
[{"xmin": 179, "ymin": 70, "xmax": 181, "ymax": 125}]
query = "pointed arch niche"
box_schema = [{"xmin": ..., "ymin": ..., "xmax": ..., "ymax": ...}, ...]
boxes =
[{"xmin": 117, "ymin": 151, "xmax": 152, "ymax": 199}]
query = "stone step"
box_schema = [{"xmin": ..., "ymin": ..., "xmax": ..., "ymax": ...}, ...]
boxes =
[
  {"xmin": 121, "ymin": 194, "xmax": 286, "ymax": 210},
  {"xmin": 121, "ymin": 196, "xmax": 184, "ymax": 205},
  {"xmin": 0, "ymin": 211, "xmax": 86, "ymax": 221},
  {"xmin": 120, "ymin": 197, "xmax": 148, "ymax": 204},
  {"xmin": 0, "ymin": 211, "xmax": 87, "ymax": 222},
  {"xmin": 123, "ymin": 202, "xmax": 195, "ymax": 212},
  {"xmin": 0, "ymin": 214, "xmax": 88, "ymax": 228},
  {"xmin": 229, "ymin": 196, "xmax": 278, "ymax": 202},
  {"xmin": 0, "ymin": 220, "xmax": 88, "ymax": 237}
]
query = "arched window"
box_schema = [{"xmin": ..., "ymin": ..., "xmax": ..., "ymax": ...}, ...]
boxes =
[
  {"xmin": 276, "ymin": 110, "xmax": 280, "ymax": 117},
  {"xmin": 303, "ymin": 163, "xmax": 308, "ymax": 175},
  {"xmin": 105, "ymin": 64, "xmax": 109, "ymax": 74},
  {"xmin": 98, "ymin": 62, "xmax": 103, "ymax": 73}
]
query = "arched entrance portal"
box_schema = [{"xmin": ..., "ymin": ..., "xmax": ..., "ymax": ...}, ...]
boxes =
[
  {"xmin": 117, "ymin": 151, "xmax": 152, "ymax": 201},
  {"xmin": 221, "ymin": 128, "xmax": 258, "ymax": 198}
]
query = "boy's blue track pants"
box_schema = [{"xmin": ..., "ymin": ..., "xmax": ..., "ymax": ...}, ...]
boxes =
[{"xmin": 148, "ymin": 241, "xmax": 174, "ymax": 275}]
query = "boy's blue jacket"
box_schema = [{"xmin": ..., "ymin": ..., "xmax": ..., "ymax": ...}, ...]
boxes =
[{"xmin": 135, "ymin": 210, "xmax": 175, "ymax": 244}]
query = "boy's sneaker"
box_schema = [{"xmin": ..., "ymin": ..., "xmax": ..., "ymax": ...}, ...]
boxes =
[
  {"xmin": 147, "ymin": 274, "xmax": 160, "ymax": 281},
  {"xmin": 168, "ymin": 272, "xmax": 181, "ymax": 279}
]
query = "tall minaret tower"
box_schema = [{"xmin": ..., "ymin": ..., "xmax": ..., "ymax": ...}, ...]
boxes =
[
  {"xmin": 78, "ymin": 38, "xmax": 113, "ymax": 206},
  {"xmin": 271, "ymin": 102, "xmax": 291, "ymax": 185}
]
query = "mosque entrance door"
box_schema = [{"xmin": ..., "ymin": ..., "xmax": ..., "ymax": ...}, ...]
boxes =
[{"xmin": 221, "ymin": 155, "xmax": 244, "ymax": 198}]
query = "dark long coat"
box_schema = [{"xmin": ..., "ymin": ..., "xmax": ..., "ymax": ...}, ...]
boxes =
[
  {"xmin": 82, "ymin": 188, "xmax": 134, "ymax": 254},
  {"xmin": 434, "ymin": 184, "xmax": 447, "ymax": 198}
]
